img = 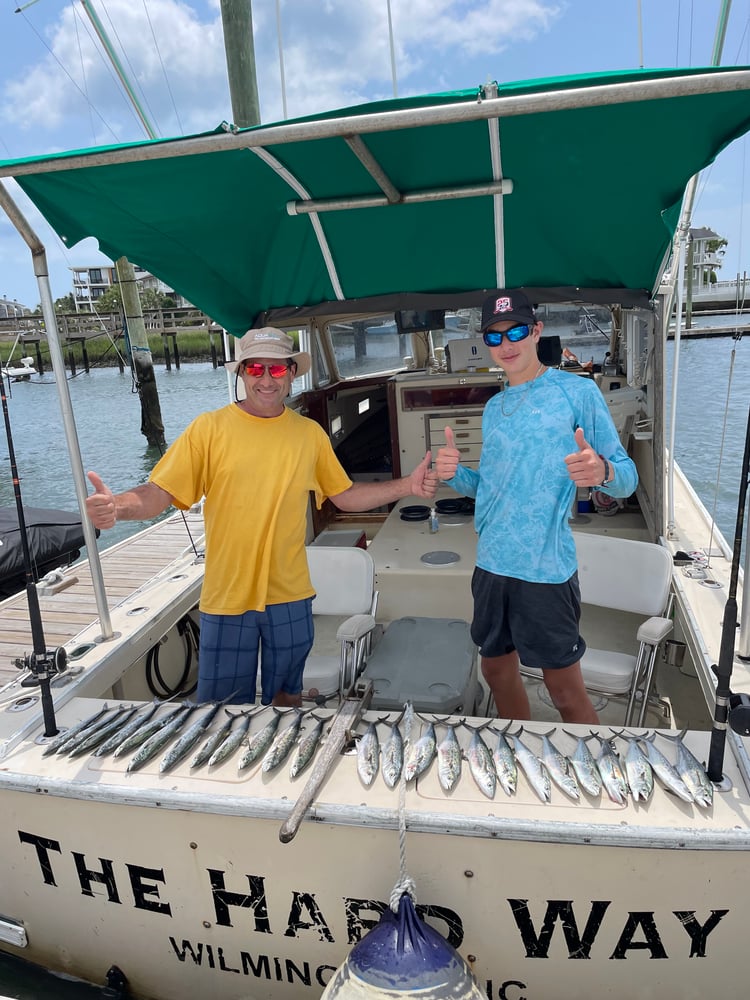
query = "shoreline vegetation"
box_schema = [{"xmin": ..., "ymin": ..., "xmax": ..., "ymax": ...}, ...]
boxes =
[{"xmin": 0, "ymin": 329, "xmax": 225, "ymax": 369}]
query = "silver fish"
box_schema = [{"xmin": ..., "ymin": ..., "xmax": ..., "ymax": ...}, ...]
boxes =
[
  {"xmin": 238, "ymin": 709, "xmax": 282, "ymax": 771},
  {"xmin": 356, "ymin": 718, "xmax": 381, "ymax": 787},
  {"xmin": 95, "ymin": 702, "xmax": 160, "ymax": 757},
  {"xmin": 291, "ymin": 713, "xmax": 328, "ymax": 778},
  {"xmin": 538, "ymin": 731, "xmax": 579, "ymax": 800},
  {"xmin": 510, "ymin": 728, "xmax": 550, "ymax": 803},
  {"xmin": 617, "ymin": 733, "xmax": 654, "ymax": 803},
  {"xmin": 160, "ymin": 700, "xmax": 228, "ymax": 774},
  {"xmin": 465, "ymin": 724, "xmax": 495, "ymax": 799},
  {"xmin": 210, "ymin": 712, "xmax": 254, "ymax": 767},
  {"xmin": 490, "ymin": 725, "xmax": 517, "ymax": 796},
  {"xmin": 381, "ymin": 715, "xmax": 405, "ymax": 789},
  {"xmin": 437, "ymin": 721, "xmax": 463, "ymax": 793},
  {"xmin": 640, "ymin": 734, "xmax": 694, "ymax": 803},
  {"xmin": 592, "ymin": 733, "xmax": 628, "ymax": 805},
  {"xmin": 68, "ymin": 705, "xmax": 139, "ymax": 758},
  {"xmin": 262, "ymin": 710, "xmax": 305, "ymax": 773},
  {"xmin": 404, "ymin": 720, "xmax": 437, "ymax": 782},
  {"xmin": 127, "ymin": 705, "xmax": 196, "ymax": 773},
  {"xmin": 659, "ymin": 730, "xmax": 713, "ymax": 808},
  {"xmin": 114, "ymin": 704, "xmax": 185, "ymax": 758},
  {"xmin": 190, "ymin": 713, "xmax": 237, "ymax": 770},
  {"xmin": 44, "ymin": 703, "xmax": 112, "ymax": 756},
  {"xmin": 562, "ymin": 730, "xmax": 602, "ymax": 798}
]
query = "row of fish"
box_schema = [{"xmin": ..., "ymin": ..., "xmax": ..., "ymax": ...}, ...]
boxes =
[
  {"xmin": 355, "ymin": 712, "xmax": 714, "ymax": 808},
  {"xmin": 40, "ymin": 699, "xmax": 713, "ymax": 808},
  {"xmin": 41, "ymin": 699, "xmax": 329, "ymax": 777}
]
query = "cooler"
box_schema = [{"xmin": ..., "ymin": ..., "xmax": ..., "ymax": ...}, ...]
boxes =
[{"xmin": 361, "ymin": 616, "xmax": 479, "ymax": 714}]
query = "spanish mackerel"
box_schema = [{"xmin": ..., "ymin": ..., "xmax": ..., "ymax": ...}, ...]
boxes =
[
  {"xmin": 658, "ymin": 730, "xmax": 713, "ymax": 808},
  {"xmin": 381, "ymin": 713, "xmax": 405, "ymax": 789},
  {"xmin": 68, "ymin": 705, "xmax": 139, "ymax": 758},
  {"xmin": 404, "ymin": 719, "xmax": 437, "ymax": 782},
  {"xmin": 538, "ymin": 730, "xmax": 579, "ymax": 800},
  {"xmin": 95, "ymin": 702, "xmax": 161, "ymax": 757},
  {"xmin": 509, "ymin": 728, "xmax": 551, "ymax": 803},
  {"xmin": 160, "ymin": 699, "xmax": 231, "ymax": 774},
  {"xmin": 210, "ymin": 711, "xmax": 254, "ymax": 768},
  {"xmin": 42, "ymin": 703, "xmax": 111, "ymax": 756},
  {"xmin": 190, "ymin": 713, "xmax": 237, "ymax": 769},
  {"xmin": 640, "ymin": 733, "xmax": 694, "ymax": 803},
  {"xmin": 436, "ymin": 720, "xmax": 463, "ymax": 793},
  {"xmin": 238, "ymin": 709, "xmax": 282, "ymax": 771},
  {"xmin": 290, "ymin": 713, "xmax": 328, "ymax": 778},
  {"xmin": 262, "ymin": 709, "xmax": 305, "ymax": 773},
  {"xmin": 490, "ymin": 724, "xmax": 517, "ymax": 796},
  {"xmin": 562, "ymin": 730, "xmax": 602, "ymax": 798},
  {"xmin": 113, "ymin": 704, "xmax": 185, "ymax": 758},
  {"xmin": 356, "ymin": 718, "xmax": 382, "ymax": 787},
  {"xmin": 464, "ymin": 722, "xmax": 495, "ymax": 799},
  {"xmin": 591, "ymin": 733, "xmax": 628, "ymax": 805},
  {"xmin": 127, "ymin": 704, "xmax": 196, "ymax": 773},
  {"xmin": 617, "ymin": 732, "xmax": 654, "ymax": 803}
]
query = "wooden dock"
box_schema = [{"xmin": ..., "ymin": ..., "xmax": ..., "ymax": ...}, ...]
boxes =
[{"xmin": 0, "ymin": 511, "xmax": 204, "ymax": 688}]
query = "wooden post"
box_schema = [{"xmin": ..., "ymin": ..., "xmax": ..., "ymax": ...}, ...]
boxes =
[
  {"xmin": 208, "ymin": 330, "xmax": 218, "ymax": 369},
  {"xmin": 172, "ymin": 333, "xmax": 180, "ymax": 369},
  {"xmin": 67, "ymin": 339, "xmax": 76, "ymax": 377},
  {"xmin": 162, "ymin": 333, "xmax": 172, "ymax": 372},
  {"xmin": 219, "ymin": 0, "xmax": 261, "ymax": 128},
  {"xmin": 117, "ymin": 257, "xmax": 166, "ymax": 448},
  {"xmin": 80, "ymin": 337, "xmax": 90, "ymax": 374},
  {"xmin": 34, "ymin": 340, "xmax": 43, "ymax": 374}
]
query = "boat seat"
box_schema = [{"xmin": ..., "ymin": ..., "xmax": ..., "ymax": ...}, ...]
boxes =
[
  {"xmin": 301, "ymin": 548, "xmax": 480, "ymax": 714},
  {"xmin": 520, "ymin": 533, "xmax": 674, "ymax": 726},
  {"xmin": 301, "ymin": 545, "xmax": 379, "ymax": 699}
]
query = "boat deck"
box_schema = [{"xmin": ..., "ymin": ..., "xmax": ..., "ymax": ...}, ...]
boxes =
[{"xmin": 0, "ymin": 511, "xmax": 204, "ymax": 688}]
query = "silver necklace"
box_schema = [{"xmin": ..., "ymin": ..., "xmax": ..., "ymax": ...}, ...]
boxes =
[{"xmin": 500, "ymin": 362, "xmax": 545, "ymax": 417}]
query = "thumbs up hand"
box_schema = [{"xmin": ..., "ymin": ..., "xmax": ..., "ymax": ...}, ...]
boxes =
[
  {"xmin": 564, "ymin": 427, "xmax": 606, "ymax": 486},
  {"xmin": 435, "ymin": 426, "xmax": 461, "ymax": 481},
  {"xmin": 85, "ymin": 471, "xmax": 117, "ymax": 529}
]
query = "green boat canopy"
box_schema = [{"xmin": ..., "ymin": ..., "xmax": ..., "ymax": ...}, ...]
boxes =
[{"xmin": 2, "ymin": 66, "xmax": 750, "ymax": 335}]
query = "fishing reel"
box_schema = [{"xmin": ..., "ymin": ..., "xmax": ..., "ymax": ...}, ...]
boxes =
[
  {"xmin": 14, "ymin": 646, "xmax": 68, "ymax": 687},
  {"xmin": 728, "ymin": 692, "xmax": 750, "ymax": 737}
]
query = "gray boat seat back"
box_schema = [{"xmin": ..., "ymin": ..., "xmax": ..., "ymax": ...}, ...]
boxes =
[{"xmin": 361, "ymin": 616, "xmax": 479, "ymax": 715}]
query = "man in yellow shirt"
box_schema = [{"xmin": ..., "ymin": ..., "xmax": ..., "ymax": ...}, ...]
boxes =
[{"xmin": 86, "ymin": 328, "xmax": 437, "ymax": 707}]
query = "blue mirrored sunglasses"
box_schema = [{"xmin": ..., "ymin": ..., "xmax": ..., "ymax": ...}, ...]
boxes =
[{"xmin": 482, "ymin": 324, "xmax": 532, "ymax": 347}]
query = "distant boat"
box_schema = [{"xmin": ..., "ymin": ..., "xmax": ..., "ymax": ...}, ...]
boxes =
[{"xmin": 1, "ymin": 357, "xmax": 37, "ymax": 380}]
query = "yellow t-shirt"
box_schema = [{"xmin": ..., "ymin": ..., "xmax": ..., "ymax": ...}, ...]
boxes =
[{"xmin": 149, "ymin": 404, "xmax": 353, "ymax": 614}]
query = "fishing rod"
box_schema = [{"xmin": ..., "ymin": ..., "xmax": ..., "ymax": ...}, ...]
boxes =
[
  {"xmin": 0, "ymin": 372, "xmax": 66, "ymax": 737},
  {"xmin": 706, "ymin": 402, "xmax": 750, "ymax": 782}
]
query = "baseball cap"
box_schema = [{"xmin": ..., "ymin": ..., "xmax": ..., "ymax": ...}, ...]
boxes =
[
  {"xmin": 480, "ymin": 290, "xmax": 537, "ymax": 331},
  {"xmin": 225, "ymin": 327, "xmax": 311, "ymax": 377}
]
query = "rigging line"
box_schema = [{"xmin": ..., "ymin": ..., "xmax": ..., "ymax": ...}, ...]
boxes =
[
  {"xmin": 275, "ymin": 0, "xmax": 288, "ymax": 120},
  {"xmin": 71, "ymin": 1, "xmax": 98, "ymax": 147},
  {"xmin": 97, "ymin": 0, "xmax": 162, "ymax": 135},
  {"xmin": 141, "ymin": 0, "xmax": 185, "ymax": 135},
  {"xmin": 16, "ymin": 11, "xmax": 122, "ymax": 143}
]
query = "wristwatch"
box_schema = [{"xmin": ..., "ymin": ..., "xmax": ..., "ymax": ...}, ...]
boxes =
[{"xmin": 598, "ymin": 455, "xmax": 613, "ymax": 487}]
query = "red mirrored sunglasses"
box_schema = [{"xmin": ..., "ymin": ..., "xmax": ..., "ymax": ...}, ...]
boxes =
[{"xmin": 242, "ymin": 361, "xmax": 293, "ymax": 378}]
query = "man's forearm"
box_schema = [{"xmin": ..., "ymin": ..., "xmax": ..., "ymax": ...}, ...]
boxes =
[
  {"xmin": 114, "ymin": 483, "xmax": 173, "ymax": 521},
  {"xmin": 331, "ymin": 476, "xmax": 416, "ymax": 512}
]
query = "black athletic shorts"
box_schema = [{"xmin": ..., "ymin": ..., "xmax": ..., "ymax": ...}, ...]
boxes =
[{"xmin": 470, "ymin": 567, "xmax": 586, "ymax": 669}]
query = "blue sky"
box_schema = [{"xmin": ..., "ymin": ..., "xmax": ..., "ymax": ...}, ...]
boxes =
[{"xmin": 1, "ymin": 0, "xmax": 749, "ymax": 309}]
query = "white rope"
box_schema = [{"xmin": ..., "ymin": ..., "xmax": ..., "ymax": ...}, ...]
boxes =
[{"xmin": 390, "ymin": 700, "xmax": 416, "ymax": 912}]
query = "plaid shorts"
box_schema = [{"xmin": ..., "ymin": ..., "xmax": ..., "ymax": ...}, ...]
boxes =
[
  {"xmin": 470, "ymin": 567, "xmax": 586, "ymax": 669},
  {"xmin": 198, "ymin": 598, "xmax": 314, "ymax": 705}
]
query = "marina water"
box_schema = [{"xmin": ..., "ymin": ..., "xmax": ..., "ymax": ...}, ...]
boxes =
[{"xmin": 0, "ymin": 332, "xmax": 748, "ymax": 996}]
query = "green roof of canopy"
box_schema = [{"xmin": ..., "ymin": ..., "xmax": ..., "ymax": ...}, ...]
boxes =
[{"xmin": 2, "ymin": 66, "xmax": 750, "ymax": 335}]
